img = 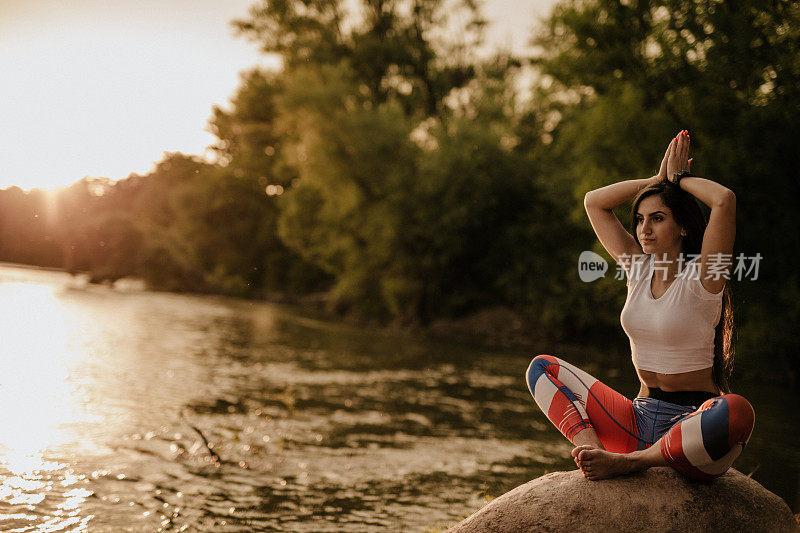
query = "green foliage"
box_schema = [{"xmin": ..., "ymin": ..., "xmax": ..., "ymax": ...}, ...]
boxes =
[
  {"xmin": 234, "ymin": 0, "xmax": 485, "ymax": 117},
  {"xmin": 277, "ymin": 63, "xmax": 419, "ymax": 319},
  {"xmin": 208, "ymin": 70, "xmax": 292, "ymax": 184}
]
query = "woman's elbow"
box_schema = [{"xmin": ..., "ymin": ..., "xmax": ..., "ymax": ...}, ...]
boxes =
[{"xmin": 714, "ymin": 190, "xmax": 736, "ymax": 208}]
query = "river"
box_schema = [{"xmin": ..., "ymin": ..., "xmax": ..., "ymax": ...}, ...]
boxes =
[{"xmin": 0, "ymin": 263, "xmax": 796, "ymax": 531}]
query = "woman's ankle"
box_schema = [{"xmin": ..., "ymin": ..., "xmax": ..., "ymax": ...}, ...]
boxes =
[
  {"xmin": 626, "ymin": 447, "xmax": 667, "ymax": 471},
  {"xmin": 572, "ymin": 427, "xmax": 603, "ymax": 449}
]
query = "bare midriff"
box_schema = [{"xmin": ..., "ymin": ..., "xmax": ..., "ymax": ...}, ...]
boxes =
[{"xmin": 636, "ymin": 366, "xmax": 719, "ymax": 397}]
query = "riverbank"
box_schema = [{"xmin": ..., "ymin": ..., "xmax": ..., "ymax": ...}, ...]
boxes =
[{"xmin": 0, "ymin": 260, "xmax": 647, "ymax": 374}]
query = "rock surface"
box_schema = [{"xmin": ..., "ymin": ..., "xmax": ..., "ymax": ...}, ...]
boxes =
[{"xmin": 448, "ymin": 467, "xmax": 797, "ymax": 532}]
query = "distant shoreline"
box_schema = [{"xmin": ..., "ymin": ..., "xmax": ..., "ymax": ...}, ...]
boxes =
[{"xmin": 0, "ymin": 260, "xmax": 69, "ymax": 273}]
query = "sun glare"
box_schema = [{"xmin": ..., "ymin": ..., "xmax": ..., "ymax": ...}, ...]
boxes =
[
  {"xmin": 0, "ymin": 282, "xmax": 78, "ymax": 474},
  {"xmin": 0, "ymin": 280, "xmax": 95, "ymax": 527},
  {"xmin": 0, "ymin": 0, "xmax": 279, "ymax": 191}
]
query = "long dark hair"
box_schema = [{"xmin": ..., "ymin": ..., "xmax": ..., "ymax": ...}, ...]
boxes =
[{"xmin": 630, "ymin": 179, "xmax": 734, "ymax": 394}]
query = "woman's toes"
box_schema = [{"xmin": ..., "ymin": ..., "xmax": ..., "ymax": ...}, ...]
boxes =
[
  {"xmin": 571, "ymin": 444, "xmax": 594, "ymax": 458},
  {"xmin": 577, "ymin": 448, "xmax": 595, "ymax": 462}
]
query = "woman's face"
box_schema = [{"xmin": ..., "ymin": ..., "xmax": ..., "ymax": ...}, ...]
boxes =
[{"xmin": 635, "ymin": 195, "xmax": 684, "ymax": 254}]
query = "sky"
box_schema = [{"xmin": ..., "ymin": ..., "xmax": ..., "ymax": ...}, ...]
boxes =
[{"xmin": 0, "ymin": 0, "xmax": 558, "ymax": 191}]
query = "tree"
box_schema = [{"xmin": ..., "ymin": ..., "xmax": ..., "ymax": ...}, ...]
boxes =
[{"xmin": 233, "ymin": 0, "xmax": 484, "ymax": 117}]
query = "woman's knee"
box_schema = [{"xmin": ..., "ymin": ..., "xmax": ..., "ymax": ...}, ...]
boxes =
[
  {"xmin": 722, "ymin": 394, "xmax": 755, "ymax": 444},
  {"xmin": 526, "ymin": 354, "xmax": 559, "ymax": 390},
  {"xmin": 661, "ymin": 393, "xmax": 755, "ymax": 481}
]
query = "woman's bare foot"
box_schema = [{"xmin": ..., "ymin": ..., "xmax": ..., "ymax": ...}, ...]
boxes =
[
  {"xmin": 576, "ymin": 448, "xmax": 638, "ymax": 480},
  {"xmin": 573, "ymin": 441, "xmax": 668, "ymax": 479}
]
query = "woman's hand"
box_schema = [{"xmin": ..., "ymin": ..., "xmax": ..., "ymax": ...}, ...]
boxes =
[
  {"xmin": 666, "ymin": 130, "xmax": 692, "ymax": 180},
  {"xmin": 653, "ymin": 131, "xmax": 692, "ymax": 183},
  {"xmin": 655, "ymin": 138, "xmax": 672, "ymax": 182}
]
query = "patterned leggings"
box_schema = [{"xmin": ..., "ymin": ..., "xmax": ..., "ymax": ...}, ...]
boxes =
[{"xmin": 526, "ymin": 355, "xmax": 755, "ymax": 480}]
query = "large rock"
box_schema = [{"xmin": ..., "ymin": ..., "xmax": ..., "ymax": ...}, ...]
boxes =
[{"xmin": 448, "ymin": 467, "xmax": 797, "ymax": 532}]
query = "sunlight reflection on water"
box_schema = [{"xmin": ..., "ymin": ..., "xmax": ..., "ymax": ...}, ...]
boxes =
[
  {"xmin": 0, "ymin": 281, "xmax": 93, "ymax": 530},
  {"xmin": 0, "ymin": 284, "xmax": 70, "ymax": 460}
]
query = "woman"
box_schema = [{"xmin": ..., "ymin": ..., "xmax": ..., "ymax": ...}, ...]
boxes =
[{"xmin": 526, "ymin": 130, "xmax": 755, "ymax": 481}]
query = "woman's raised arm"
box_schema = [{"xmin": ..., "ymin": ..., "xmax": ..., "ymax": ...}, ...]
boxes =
[
  {"xmin": 668, "ymin": 131, "xmax": 736, "ymax": 295},
  {"xmin": 584, "ymin": 177, "xmax": 657, "ymax": 210},
  {"xmin": 582, "ymin": 139, "xmax": 675, "ymax": 263},
  {"xmin": 583, "ymin": 177, "xmax": 655, "ymax": 264}
]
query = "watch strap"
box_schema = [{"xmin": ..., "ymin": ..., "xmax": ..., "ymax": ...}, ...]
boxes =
[{"xmin": 673, "ymin": 170, "xmax": 696, "ymax": 185}]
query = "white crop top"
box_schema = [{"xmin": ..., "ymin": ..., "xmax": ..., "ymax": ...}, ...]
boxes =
[{"xmin": 620, "ymin": 254, "xmax": 724, "ymax": 374}]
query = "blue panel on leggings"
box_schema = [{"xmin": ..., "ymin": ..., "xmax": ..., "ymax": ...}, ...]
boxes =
[
  {"xmin": 526, "ymin": 359, "xmax": 547, "ymax": 390},
  {"xmin": 528, "ymin": 358, "xmax": 548, "ymax": 379},
  {"xmin": 700, "ymin": 398, "xmax": 730, "ymax": 462},
  {"xmin": 557, "ymin": 384, "xmax": 581, "ymax": 404}
]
